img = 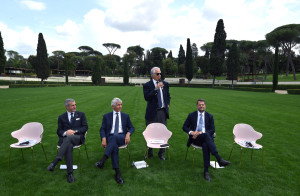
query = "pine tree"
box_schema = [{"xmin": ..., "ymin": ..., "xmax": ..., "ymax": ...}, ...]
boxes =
[
  {"xmin": 209, "ymin": 19, "xmax": 227, "ymax": 86},
  {"xmin": 36, "ymin": 33, "xmax": 49, "ymax": 84},
  {"xmin": 0, "ymin": 32, "xmax": 5, "ymax": 74},
  {"xmin": 226, "ymin": 42, "xmax": 240, "ymax": 88},
  {"xmin": 92, "ymin": 56, "xmax": 102, "ymax": 85},
  {"xmin": 185, "ymin": 38, "xmax": 193, "ymax": 84}
]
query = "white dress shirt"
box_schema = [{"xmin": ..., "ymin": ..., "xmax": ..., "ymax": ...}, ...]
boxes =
[
  {"xmin": 152, "ymin": 79, "xmax": 165, "ymax": 108},
  {"xmin": 110, "ymin": 111, "xmax": 123, "ymax": 134}
]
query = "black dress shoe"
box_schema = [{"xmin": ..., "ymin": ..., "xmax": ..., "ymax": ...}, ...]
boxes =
[
  {"xmin": 218, "ymin": 159, "xmax": 231, "ymax": 167},
  {"xmin": 67, "ymin": 173, "xmax": 75, "ymax": 183},
  {"xmin": 94, "ymin": 160, "xmax": 105, "ymax": 169},
  {"xmin": 46, "ymin": 163, "xmax": 56, "ymax": 172},
  {"xmin": 115, "ymin": 174, "xmax": 124, "ymax": 184},
  {"xmin": 204, "ymin": 172, "xmax": 211, "ymax": 182}
]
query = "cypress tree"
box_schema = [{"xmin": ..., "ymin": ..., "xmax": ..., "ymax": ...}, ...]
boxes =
[
  {"xmin": 185, "ymin": 38, "xmax": 193, "ymax": 84},
  {"xmin": 36, "ymin": 33, "xmax": 49, "ymax": 84},
  {"xmin": 0, "ymin": 32, "xmax": 5, "ymax": 74},
  {"xmin": 272, "ymin": 43, "xmax": 279, "ymax": 92},
  {"xmin": 209, "ymin": 19, "xmax": 227, "ymax": 87},
  {"xmin": 92, "ymin": 56, "xmax": 102, "ymax": 85},
  {"xmin": 178, "ymin": 44, "xmax": 185, "ymax": 75},
  {"xmin": 226, "ymin": 42, "xmax": 240, "ymax": 88}
]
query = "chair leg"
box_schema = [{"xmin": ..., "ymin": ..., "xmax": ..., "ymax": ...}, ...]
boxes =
[
  {"xmin": 262, "ymin": 148, "xmax": 264, "ymax": 168},
  {"xmin": 251, "ymin": 148, "xmax": 254, "ymax": 160},
  {"xmin": 192, "ymin": 148, "xmax": 195, "ymax": 168},
  {"xmin": 167, "ymin": 147, "xmax": 170, "ymax": 161},
  {"xmin": 84, "ymin": 144, "xmax": 89, "ymax": 160},
  {"xmin": 40, "ymin": 142, "xmax": 47, "ymax": 160},
  {"xmin": 8, "ymin": 148, "xmax": 11, "ymax": 169},
  {"xmin": 126, "ymin": 146, "xmax": 130, "ymax": 168},
  {"xmin": 31, "ymin": 147, "xmax": 34, "ymax": 170},
  {"xmin": 185, "ymin": 147, "xmax": 189, "ymax": 160},
  {"xmin": 228, "ymin": 143, "xmax": 235, "ymax": 160},
  {"xmin": 78, "ymin": 148, "xmax": 81, "ymax": 173},
  {"xmin": 239, "ymin": 148, "xmax": 243, "ymax": 167},
  {"xmin": 21, "ymin": 149, "xmax": 24, "ymax": 160}
]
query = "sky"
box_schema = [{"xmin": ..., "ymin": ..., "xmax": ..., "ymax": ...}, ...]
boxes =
[{"xmin": 0, "ymin": 0, "xmax": 299, "ymax": 58}]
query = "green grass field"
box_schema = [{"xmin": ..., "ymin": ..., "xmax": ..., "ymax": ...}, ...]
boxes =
[{"xmin": 1, "ymin": 86, "xmax": 299, "ymax": 195}]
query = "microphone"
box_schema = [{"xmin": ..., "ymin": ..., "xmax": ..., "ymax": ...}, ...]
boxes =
[{"xmin": 158, "ymin": 79, "xmax": 164, "ymax": 90}]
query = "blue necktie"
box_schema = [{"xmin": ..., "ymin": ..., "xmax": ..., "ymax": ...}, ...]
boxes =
[
  {"xmin": 197, "ymin": 113, "xmax": 203, "ymax": 131},
  {"xmin": 114, "ymin": 113, "xmax": 119, "ymax": 135},
  {"xmin": 157, "ymin": 82, "xmax": 162, "ymax": 108},
  {"xmin": 70, "ymin": 113, "xmax": 75, "ymax": 124}
]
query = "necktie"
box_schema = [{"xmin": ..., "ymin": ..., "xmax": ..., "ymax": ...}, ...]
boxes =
[
  {"xmin": 114, "ymin": 113, "xmax": 119, "ymax": 135},
  {"xmin": 197, "ymin": 113, "xmax": 203, "ymax": 131},
  {"xmin": 157, "ymin": 81, "xmax": 162, "ymax": 108},
  {"xmin": 70, "ymin": 113, "xmax": 75, "ymax": 124}
]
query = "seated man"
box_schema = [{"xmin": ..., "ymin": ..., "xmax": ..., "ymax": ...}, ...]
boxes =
[
  {"xmin": 182, "ymin": 99, "xmax": 230, "ymax": 182},
  {"xmin": 47, "ymin": 98, "xmax": 88, "ymax": 183},
  {"xmin": 95, "ymin": 97, "xmax": 135, "ymax": 184}
]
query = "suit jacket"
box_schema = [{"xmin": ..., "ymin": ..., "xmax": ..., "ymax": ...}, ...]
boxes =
[
  {"xmin": 100, "ymin": 112, "xmax": 135, "ymax": 139},
  {"xmin": 143, "ymin": 79, "xmax": 171, "ymax": 121},
  {"xmin": 57, "ymin": 111, "xmax": 88, "ymax": 146},
  {"xmin": 182, "ymin": 111, "xmax": 215, "ymax": 147}
]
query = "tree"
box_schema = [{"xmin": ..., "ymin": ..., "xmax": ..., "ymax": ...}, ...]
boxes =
[
  {"xmin": 185, "ymin": 38, "xmax": 193, "ymax": 84},
  {"xmin": 91, "ymin": 56, "xmax": 102, "ymax": 85},
  {"xmin": 63, "ymin": 52, "xmax": 75, "ymax": 84},
  {"xmin": 209, "ymin": 19, "xmax": 227, "ymax": 86},
  {"xmin": 272, "ymin": 43, "xmax": 279, "ymax": 92},
  {"xmin": 0, "ymin": 32, "xmax": 5, "ymax": 74},
  {"xmin": 191, "ymin": 43, "xmax": 198, "ymax": 58},
  {"xmin": 52, "ymin": 50, "xmax": 65, "ymax": 71},
  {"xmin": 127, "ymin": 45, "xmax": 145, "ymax": 75},
  {"xmin": 103, "ymin": 43, "xmax": 121, "ymax": 55},
  {"xmin": 226, "ymin": 42, "xmax": 240, "ymax": 88},
  {"xmin": 266, "ymin": 24, "xmax": 300, "ymax": 80},
  {"xmin": 167, "ymin": 50, "xmax": 173, "ymax": 59},
  {"xmin": 36, "ymin": 33, "xmax": 49, "ymax": 84},
  {"xmin": 195, "ymin": 56, "xmax": 209, "ymax": 78},
  {"xmin": 177, "ymin": 44, "xmax": 185, "ymax": 75}
]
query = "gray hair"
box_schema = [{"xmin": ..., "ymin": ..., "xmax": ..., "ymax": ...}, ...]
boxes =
[
  {"xmin": 65, "ymin": 98, "xmax": 75, "ymax": 106},
  {"xmin": 111, "ymin": 97, "xmax": 122, "ymax": 106},
  {"xmin": 196, "ymin": 99, "xmax": 206, "ymax": 105},
  {"xmin": 150, "ymin": 67, "xmax": 160, "ymax": 75}
]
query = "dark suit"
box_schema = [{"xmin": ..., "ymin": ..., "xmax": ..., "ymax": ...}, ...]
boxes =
[
  {"xmin": 143, "ymin": 79, "xmax": 171, "ymax": 124},
  {"xmin": 56, "ymin": 111, "xmax": 88, "ymax": 174},
  {"xmin": 183, "ymin": 111, "xmax": 220, "ymax": 171},
  {"xmin": 100, "ymin": 112, "xmax": 134, "ymax": 169}
]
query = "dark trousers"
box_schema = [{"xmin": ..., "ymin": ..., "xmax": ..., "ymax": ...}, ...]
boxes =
[
  {"xmin": 105, "ymin": 133, "xmax": 126, "ymax": 169},
  {"xmin": 57, "ymin": 135, "xmax": 81, "ymax": 174},
  {"xmin": 192, "ymin": 133, "xmax": 221, "ymax": 172},
  {"xmin": 146, "ymin": 109, "xmax": 167, "ymax": 155}
]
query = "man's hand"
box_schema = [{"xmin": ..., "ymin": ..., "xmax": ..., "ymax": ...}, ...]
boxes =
[
  {"xmin": 66, "ymin": 129, "xmax": 75, "ymax": 136},
  {"xmin": 101, "ymin": 138, "xmax": 107, "ymax": 148},
  {"xmin": 190, "ymin": 131, "xmax": 202, "ymax": 139},
  {"xmin": 125, "ymin": 133, "xmax": 131, "ymax": 144},
  {"xmin": 157, "ymin": 82, "xmax": 164, "ymax": 89}
]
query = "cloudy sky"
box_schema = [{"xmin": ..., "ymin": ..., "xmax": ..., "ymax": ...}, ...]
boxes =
[{"xmin": 0, "ymin": 0, "xmax": 299, "ymax": 58}]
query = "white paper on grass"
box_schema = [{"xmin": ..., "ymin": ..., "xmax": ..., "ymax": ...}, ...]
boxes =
[
  {"xmin": 133, "ymin": 161, "xmax": 148, "ymax": 169},
  {"xmin": 210, "ymin": 161, "xmax": 224, "ymax": 169},
  {"xmin": 60, "ymin": 165, "xmax": 78, "ymax": 169}
]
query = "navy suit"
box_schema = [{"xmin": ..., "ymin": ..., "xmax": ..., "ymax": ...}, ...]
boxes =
[
  {"xmin": 56, "ymin": 111, "xmax": 88, "ymax": 174},
  {"xmin": 100, "ymin": 112, "xmax": 134, "ymax": 168},
  {"xmin": 143, "ymin": 79, "xmax": 171, "ymax": 124},
  {"xmin": 183, "ymin": 111, "xmax": 220, "ymax": 171}
]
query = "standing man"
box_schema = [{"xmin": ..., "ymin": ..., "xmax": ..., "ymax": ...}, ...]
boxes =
[
  {"xmin": 143, "ymin": 67, "xmax": 171, "ymax": 160},
  {"xmin": 95, "ymin": 98, "xmax": 135, "ymax": 184},
  {"xmin": 182, "ymin": 99, "xmax": 230, "ymax": 182},
  {"xmin": 47, "ymin": 98, "xmax": 88, "ymax": 183}
]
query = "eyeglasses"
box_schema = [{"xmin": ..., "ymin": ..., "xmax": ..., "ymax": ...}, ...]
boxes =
[{"xmin": 155, "ymin": 73, "xmax": 161, "ymax": 76}]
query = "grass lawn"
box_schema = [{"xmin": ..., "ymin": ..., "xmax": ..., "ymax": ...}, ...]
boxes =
[{"xmin": 0, "ymin": 86, "xmax": 299, "ymax": 195}]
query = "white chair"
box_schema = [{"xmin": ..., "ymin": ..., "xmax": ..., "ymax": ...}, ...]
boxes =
[
  {"xmin": 143, "ymin": 123, "xmax": 172, "ymax": 162},
  {"xmin": 9, "ymin": 122, "xmax": 47, "ymax": 168},
  {"xmin": 228, "ymin": 123, "xmax": 263, "ymax": 167}
]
